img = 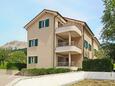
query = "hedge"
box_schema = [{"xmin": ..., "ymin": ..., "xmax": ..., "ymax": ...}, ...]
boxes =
[
  {"xmin": 6, "ymin": 63, "xmax": 26, "ymax": 70},
  {"xmin": 20, "ymin": 68, "xmax": 70, "ymax": 76},
  {"xmin": 82, "ymin": 58, "xmax": 113, "ymax": 72}
]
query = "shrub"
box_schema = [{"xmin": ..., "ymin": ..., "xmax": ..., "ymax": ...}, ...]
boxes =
[
  {"xmin": 20, "ymin": 68, "xmax": 70, "ymax": 76},
  {"xmin": 113, "ymin": 64, "xmax": 115, "ymax": 70},
  {"xmin": 6, "ymin": 63, "xmax": 26, "ymax": 70},
  {"xmin": 0, "ymin": 62, "xmax": 7, "ymax": 69},
  {"xmin": 82, "ymin": 58, "xmax": 113, "ymax": 72}
]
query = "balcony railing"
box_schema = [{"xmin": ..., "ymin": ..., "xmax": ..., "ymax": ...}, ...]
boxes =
[
  {"xmin": 56, "ymin": 25, "xmax": 82, "ymax": 36},
  {"xmin": 58, "ymin": 41, "xmax": 76, "ymax": 47},
  {"xmin": 57, "ymin": 61, "xmax": 76, "ymax": 66},
  {"xmin": 57, "ymin": 62, "xmax": 69, "ymax": 66}
]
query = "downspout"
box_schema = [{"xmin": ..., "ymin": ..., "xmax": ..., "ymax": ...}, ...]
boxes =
[{"xmin": 83, "ymin": 26, "xmax": 85, "ymax": 59}]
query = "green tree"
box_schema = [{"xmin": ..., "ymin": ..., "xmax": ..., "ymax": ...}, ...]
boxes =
[
  {"xmin": 8, "ymin": 51, "xmax": 26, "ymax": 63},
  {"xmin": 94, "ymin": 48, "xmax": 108, "ymax": 59},
  {"xmin": 101, "ymin": 43, "xmax": 115, "ymax": 62},
  {"xmin": 101, "ymin": 0, "xmax": 115, "ymax": 41},
  {"xmin": 0, "ymin": 48, "xmax": 11, "ymax": 64}
]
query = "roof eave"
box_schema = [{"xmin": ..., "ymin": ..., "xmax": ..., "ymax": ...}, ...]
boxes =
[{"xmin": 24, "ymin": 9, "xmax": 66, "ymax": 29}]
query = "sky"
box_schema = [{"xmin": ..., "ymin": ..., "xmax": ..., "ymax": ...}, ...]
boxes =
[{"xmin": 0, "ymin": 0, "xmax": 104, "ymax": 46}]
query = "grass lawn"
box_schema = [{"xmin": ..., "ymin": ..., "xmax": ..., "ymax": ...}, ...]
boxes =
[{"xmin": 70, "ymin": 80, "xmax": 115, "ymax": 86}]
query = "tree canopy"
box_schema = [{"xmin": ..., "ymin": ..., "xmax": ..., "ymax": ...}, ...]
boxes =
[{"xmin": 101, "ymin": 0, "xmax": 115, "ymax": 41}]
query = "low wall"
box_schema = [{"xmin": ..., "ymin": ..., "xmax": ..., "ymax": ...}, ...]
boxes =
[
  {"xmin": 85, "ymin": 72, "xmax": 115, "ymax": 80},
  {"xmin": 0, "ymin": 69, "xmax": 19, "ymax": 75}
]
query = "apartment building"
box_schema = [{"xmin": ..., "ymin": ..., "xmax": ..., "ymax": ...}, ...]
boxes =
[{"xmin": 24, "ymin": 9, "xmax": 100, "ymax": 69}]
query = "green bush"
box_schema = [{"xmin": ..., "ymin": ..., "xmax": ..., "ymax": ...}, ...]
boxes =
[
  {"xmin": 6, "ymin": 63, "xmax": 26, "ymax": 70},
  {"xmin": 20, "ymin": 68, "xmax": 70, "ymax": 76},
  {"xmin": 0, "ymin": 62, "xmax": 7, "ymax": 69},
  {"xmin": 82, "ymin": 58, "xmax": 113, "ymax": 72}
]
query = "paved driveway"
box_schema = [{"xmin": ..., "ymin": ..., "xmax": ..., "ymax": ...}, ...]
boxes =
[
  {"xmin": 7, "ymin": 72, "xmax": 85, "ymax": 86},
  {"xmin": 0, "ymin": 74, "xmax": 19, "ymax": 86}
]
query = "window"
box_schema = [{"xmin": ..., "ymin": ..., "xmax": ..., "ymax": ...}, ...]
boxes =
[
  {"xmin": 84, "ymin": 40, "xmax": 88, "ymax": 49},
  {"xmin": 28, "ymin": 56, "xmax": 38, "ymax": 64},
  {"xmin": 39, "ymin": 19, "xmax": 49, "ymax": 28},
  {"xmin": 29, "ymin": 39, "xmax": 38, "ymax": 47}
]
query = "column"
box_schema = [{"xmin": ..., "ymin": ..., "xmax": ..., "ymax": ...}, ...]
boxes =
[
  {"xmin": 69, "ymin": 32, "xmax": 71, "ymax": 46},
  {"xmin": 69, "ymin": 52, "xmax": 71, "ymax": 67}
]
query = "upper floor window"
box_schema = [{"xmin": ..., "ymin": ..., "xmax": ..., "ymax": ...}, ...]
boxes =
[
  {"xmin": 39, "ymin": 19, "xmax": 49, "ymax": 28},
  {"xmin": 29, "ymin": 39, "xmax": 38, "ymax": 47},
  {"xmin": 28, "ymin": 56, "xmax": 38, "ymax": 64}
]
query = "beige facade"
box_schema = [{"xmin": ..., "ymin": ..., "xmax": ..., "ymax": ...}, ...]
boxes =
[{"xmin": 24, "ymin": 9, "xmax": 100, "ymax": 69}]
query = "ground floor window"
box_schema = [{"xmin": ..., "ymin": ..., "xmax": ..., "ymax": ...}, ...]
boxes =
[{"xmin": 28, "ymin": 56, "xmax": 38, "ymax": 64}]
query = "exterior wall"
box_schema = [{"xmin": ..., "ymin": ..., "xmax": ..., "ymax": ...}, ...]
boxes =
[
  {"xmin": 93, "ymin": 40, "xmax": 99, "ymax": 51},
  {"xmin": 27, "ymin": 13, "xmax": 55, "ymax": 68},
  {"xmin": 93, "ymin": 39, "xmax": 99, "ymax": 59},
  {"xmin": 72, "ymin": 37, "xmax": 82, "ymax": 49},
  {"xmin": 83, "ymin": 28, "xmax": 93, "ymax": 59},
  {"xmin": 71, "ymin": 54, "xmax": 82, "ymax": 67}
]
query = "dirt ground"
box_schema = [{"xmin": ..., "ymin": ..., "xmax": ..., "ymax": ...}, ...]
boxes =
[{"xmin": 70, "ymin": 79, "xmax": 115, "ymax": 86}]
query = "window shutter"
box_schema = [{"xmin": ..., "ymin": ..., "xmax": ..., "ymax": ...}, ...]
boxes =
[
  {"xmin": 29, "ymin": 40, "xmax": 31, "ymax": 47},
  {"xmin": 35, "ymin": 39, "xmax": 38, "ymax": 46},
  {"xmin": 89, "ymin": 44, "xmax": 91, "ymax": 50},
  {"xmin": 84, "ymin": 40, "xmax": 89, "ymax": 49},
  {"xmin": 86, "ymin": 41, "xmax": 88, "ymax": 49},
  {"xmin": 28, "ymin": 57, "xmax": 31, "ymax": 64},
  {"xmin": 84, "ymin": 40, "xmax": 87, "ymax": 48},
  {"xmin": 39, "ymin": 21, "xmax": 42, "ymax": 28},
  {"xmin": 35, "ymin": 56, "xmax": 38, "ymax": 63},
  {"xmin": 45, "ymin": 19, "xmax": 49, "ymax": 27}
]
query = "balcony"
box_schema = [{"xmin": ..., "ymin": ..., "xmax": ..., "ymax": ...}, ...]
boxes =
[
  {"xmin": 56, "ymin": 25, "xmax": 82, "ymax": 37},
  {"xmin": 55, "ymin": 41, "xmax": 82, "ymax": 54}
]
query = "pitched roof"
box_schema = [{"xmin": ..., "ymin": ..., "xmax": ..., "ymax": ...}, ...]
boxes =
[{"xmin": 24, "ymin": 9, "xmax": 66, "ymax": 29}]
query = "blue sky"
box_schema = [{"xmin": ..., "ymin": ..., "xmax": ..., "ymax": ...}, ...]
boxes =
[{"xmin": 0, "ymin": 0, "xmax": 104, "ymax": 45}]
